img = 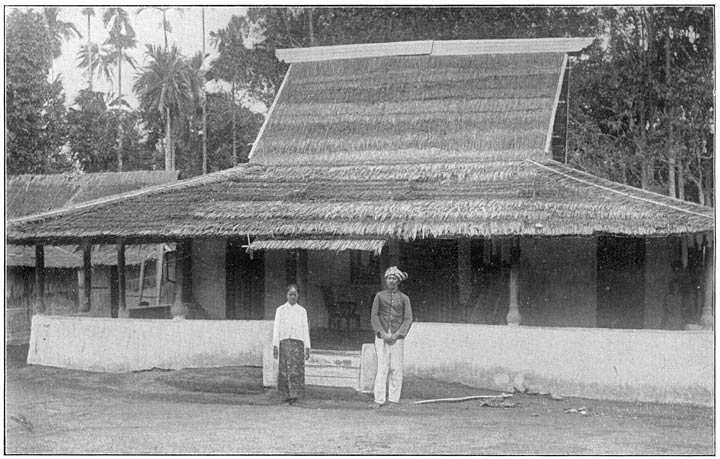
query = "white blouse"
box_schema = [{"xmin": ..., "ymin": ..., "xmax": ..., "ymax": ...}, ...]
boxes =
[{"xmin": 272, "ymin": 302, "xmax": 311, "ymax": 349}]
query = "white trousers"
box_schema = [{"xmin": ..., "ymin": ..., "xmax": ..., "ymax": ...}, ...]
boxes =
[{"xmin": 374, "ymin": 336, "xmax": 404, "ymax": 404}]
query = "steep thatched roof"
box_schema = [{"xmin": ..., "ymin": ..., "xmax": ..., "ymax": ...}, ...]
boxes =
[
  {"xmin": 6, "ymin": 171, "xmax": 179, "ymax": 218},
  {"xmin": 250, "ymin": 52, "xmax": 566, "ymax": 165},
  {"xmin": 5, "ymin": 39, "xmax": 714, "ymax": 245}
]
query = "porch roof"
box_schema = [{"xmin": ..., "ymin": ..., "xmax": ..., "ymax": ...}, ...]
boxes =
[{"xmin": 247, "ymin": 239, "xmax": 386, "ymax": 256}]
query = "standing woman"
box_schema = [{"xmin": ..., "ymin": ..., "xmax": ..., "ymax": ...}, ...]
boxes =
[
  {"xmin": 273, "ymin": 284, "xmax": 310, "ymax": 405},
  {"xmin": 272, "ymin": 284, "xmax": 311, "ymax": 405}
]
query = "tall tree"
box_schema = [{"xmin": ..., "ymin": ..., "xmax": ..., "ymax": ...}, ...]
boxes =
[
  {"xmin": 102, "ymin": 7, "xmax": 137, "ymax": 171},
  {"xmin": 81, "ymin": 7, "xmax": 95, "ymax": 90},
  {"xmin": 134, "ymin": 44, "xmax": 198, "ymax": 171},
  {"xmin": 6, "ymin": 9, "xmax": 70, "ymax": 174}
]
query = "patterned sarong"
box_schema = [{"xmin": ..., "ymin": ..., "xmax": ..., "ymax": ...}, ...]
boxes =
[{"xmin": 278, "ymin": 338, "xmax": 305, "ymax": 400}]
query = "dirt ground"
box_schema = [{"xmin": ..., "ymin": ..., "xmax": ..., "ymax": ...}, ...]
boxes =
[{"xmin": 4, "ymin": 347, "xmax": 715, "ymax": 455}]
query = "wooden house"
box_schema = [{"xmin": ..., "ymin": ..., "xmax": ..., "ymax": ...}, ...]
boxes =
[
  {"xmin": 6, "ymin": 171, "xmax": 178, "ymax": 344},
  {"xmin": 7, "ymin": 38, "xmax": 714, "ymax": 340}
]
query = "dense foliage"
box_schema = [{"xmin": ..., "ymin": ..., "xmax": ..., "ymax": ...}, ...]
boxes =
[{"xmin": 6, "ymin": 9, "xmax": 70, "ymax": 174}]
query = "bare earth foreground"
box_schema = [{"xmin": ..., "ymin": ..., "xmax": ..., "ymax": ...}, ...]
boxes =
[{"xmin": 5, "ymin": 351, "xmax": 714, "ymax": 455}]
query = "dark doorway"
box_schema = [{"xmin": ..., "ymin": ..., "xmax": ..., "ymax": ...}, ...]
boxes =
[
  {"xmin": 401, "ymin": 240, "xmax": 458, "ymax": 322},
  {"xmin": 597, "ymin": 237, "xmax": 645, "ymax": 329},
  {"xmin": 226, "ymin": 240, "xmax": 265, "ymax": 320}
]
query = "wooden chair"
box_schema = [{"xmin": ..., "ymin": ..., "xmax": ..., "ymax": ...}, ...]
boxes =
[
  {"xmin": 319, "ymin": 286, "xmax": 358, "ymax": 330},
  {"xmin": 339, "ymin": 300, "xmax": 361, "ymax": 330}
]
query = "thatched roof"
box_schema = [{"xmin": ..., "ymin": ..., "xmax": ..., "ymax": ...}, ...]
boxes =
[
  {"xmin": 250, "ymin": 51, "xmax": 567, "ymax": 165},
  {"xmin": 7, "ymin": 171, "xmax": 179, "ymax": 218},
  {"xmin": 6, "ymin": 171, "xmax": 178, "ymax": 266},
  {"xmin": 5, "ymin": 39, "xmax": 714, "ymax": 245},
  {"xmin": 6, "ymin": 159, "xmax": 713, "ymax": 244},
  {"xmin": 248, "ymin": 239, "xmax": 386, "ymax": 256}
]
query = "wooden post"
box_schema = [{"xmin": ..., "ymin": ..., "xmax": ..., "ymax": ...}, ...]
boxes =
[
  {"xmin": 117, "ymin": 239, "xmax": 127, "ymax": 318},
  {"xmin": 138, "ymin": 259, "xmax": 146, "ymax": 304},
  {"xmin": 34, "ymin": 244, "xmax": 45, "ymax": 315},
  {"xmin": 156, "ymin": 244, "xmax": 165, "ymax": 306},
  {"xmin": 458, "ymin": 239, "xmax": 472, "ymax": 305},
  {"xmin": 181, "ymin": 240, "xmax": 193, "ymax": 304},
  {"xmin": 506, "ymin": 238, "xmax": 521, "ymax": 326},
  {"xmin": 388, "ymin": 239, "xmax": 400, "ymax": 267},
  {"xmin": 700, "ymin": 238, "xmax": 714, "ymax": 329},
  {"xmin": 297, "ymin": 249, "xmax": 308, "ymax": 307},
  {"xmin": 171, "ymin": 241, "xmax": 188, "ymax": 319},
  {"xmin": 81, "ymin": 241, "xmax": 92, "ymax": 312}
]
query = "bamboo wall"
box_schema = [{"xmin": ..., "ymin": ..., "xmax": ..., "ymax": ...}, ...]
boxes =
[{"xmin": 6, "ymin": 267, "xmax": 79, "ymax": 344}]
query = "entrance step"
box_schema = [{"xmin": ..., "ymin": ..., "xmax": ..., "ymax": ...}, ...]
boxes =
[{"xmin": 306, "ymin": 349, "xmax": 361, "ymax": 390}]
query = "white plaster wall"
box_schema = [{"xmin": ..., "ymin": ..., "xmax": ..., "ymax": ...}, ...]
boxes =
[
  {"xmin": 401, "ymin": 322, "xmax": 713, "ymax": 406},
  {"xmin": 520, "ymin": 237, "xmax": 597, "ymax": 327},
  {"xmin": 192, "ymin": 239, "xmax": 227, "ymax": 319},
  {"xmin": 644, "ymin": 238, "xmax": 675, "ymax": 329},
  {"xmin": 27, "ymin": 315, "xmax": 273, "ymax": 373}
]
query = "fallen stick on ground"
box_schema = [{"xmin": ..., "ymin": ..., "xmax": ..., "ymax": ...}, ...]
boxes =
[{"xmin": 414, "ymin": 393, "xmax": 513, "ymax": 405}]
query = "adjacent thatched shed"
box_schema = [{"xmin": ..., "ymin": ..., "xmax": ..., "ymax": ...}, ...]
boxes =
[{"xmin": 6, "ymin": 171, "xmax": 179, "ymax": 344}]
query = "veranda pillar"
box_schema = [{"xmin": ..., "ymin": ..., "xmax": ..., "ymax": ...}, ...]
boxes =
[
  {"xmin": 117, "ymin": 239, "xmax": 128, "ymax": 318},
  {"xmin": 172, "ymin": 240, "xmax": 192, "ymax": 319},
  {"xmin": 34, "ymin": 244, "xmax": 45, "ymax": 315},
  {"xmin": 700, "ymin": 238, "xmax": 714, "ymax": 329},
  {"xmin": 81, "ymin": 241, "xmax": 92, "ymax": 313},
  {"xmin": 506, "ymin": 239, "xmax": 521, "ymax": 326}
]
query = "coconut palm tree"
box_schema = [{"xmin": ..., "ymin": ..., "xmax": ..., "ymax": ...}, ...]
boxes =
[
  {"xmin": 76, "ymin": 42, "xmax": 115, "ymax": 89},
  {"xmin": 102, "ymin": 7, "xmax": 137, "ymax": 106},
  {"xmin": 81, "ymin": 7, "xmax": 94, "ymax": 89},
  {"xmin": 102, "ymin": 7, "xmax": 137, "ymax": 171},
  {"xmin": 134, "ymin": 44, "xmax": 197, "ymax": 171}
]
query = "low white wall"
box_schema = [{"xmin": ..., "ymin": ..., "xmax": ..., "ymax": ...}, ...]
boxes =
[
  {"xmin": 402, "ymin": 322, "xmax": 713, "ymax": 406},
  {"xmin": 27, "ymin": 315, "xmax": 273, "ymax": 373}
]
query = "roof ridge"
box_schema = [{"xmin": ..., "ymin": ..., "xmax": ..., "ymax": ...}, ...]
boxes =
[{"xmin": 276, "ymin": 37, "xmax": 595, "ymax": 63}]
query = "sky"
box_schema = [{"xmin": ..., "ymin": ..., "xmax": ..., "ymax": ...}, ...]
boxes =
[{"xmin": 45, "ymin": 6, "xmax": 250, "ymax": 109}]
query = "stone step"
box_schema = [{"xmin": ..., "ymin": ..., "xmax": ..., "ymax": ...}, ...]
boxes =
[
  {"xmin": 306, "ymin": 364, "xmax": 360, "ymax": 378},
  {"xmin": 305, "ymin": 349, "xmax": 362, "ymax": 390},
  {"xmin": 308, "ymin": 350, "xmax": 361, "ymax": 368}
]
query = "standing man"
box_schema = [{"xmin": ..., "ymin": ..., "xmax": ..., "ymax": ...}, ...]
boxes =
[
  {"xmin": 273, "ymin": 284, "xmax": 311, "ymax": 405},
  {"xmin": 371, "ymin": 266, "xmax": 413, "ymax": 407}
]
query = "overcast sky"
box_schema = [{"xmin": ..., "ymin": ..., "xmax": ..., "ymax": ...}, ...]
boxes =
[{"xmin": 44, "ymin": 6, "xmax": 249, "ymax": 109}]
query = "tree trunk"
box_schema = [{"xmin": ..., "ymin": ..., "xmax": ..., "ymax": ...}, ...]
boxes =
[
  {"xmin": 202, "ymin": 7, "xmax": 207, "ymax": 175},
  {"xmin": 165, "ymin": 107, "xmax": 173, "ymax": 170},
  {"xmin": 666, "ymin": 23, "xmax": 676, "ymax": 198},
  {"xmin": 308, "ymin": 8, "xmax": 315, "ymax": 46},
  {"xmin": 232, "ymin": 82, "xmax": 237, "ymax": 166},
  {"xmin": 87, "ymin": 14, "xmax": 92, "ymax": 91},
  {"xmin": 116, "ymin": 51, "xmax": 123, "ymax": 172},
  {"xmin": 678, "ymin": 157, "xmax": 686, "ymax": 201}
]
